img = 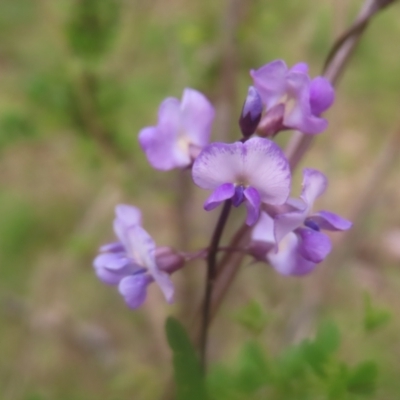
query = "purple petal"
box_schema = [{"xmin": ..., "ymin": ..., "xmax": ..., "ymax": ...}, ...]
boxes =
[
  {"xmin": 124, "ymin": 225, "xmax": 155, "ymax": 265},
  {"xmin": 192, "ymin": 142, "xmax": 244, "ymax": 190},
  {"xmin": 243, "ymin": 137, "xmax": 291, "ymax": 205},
  {"xmin": 284, "ymin": 71, "xmax": 328, "ymax": 135},
  {"xmin": 290, "ymin": 62, "xmax": 309, "ymax": 74},
  {"xmin": 180, "ymin": 88, "xmax": 215, "ymax": 148},
  {"xmin": 296, "ymin": 228, "xmax": 332, "ymax": 263},
  {"xmin": 204, "ymin": 183, "xmax": 235, "ymax": 211},
  {"xmin": 267, "ymin": 232, "xmax": 318, "ymax": 276},
  {"xmin": 93, "ymin": 253, "xmax": 129, "ymax": 271},
  {"xmin": 244, "ymin": 187, "xmax": 261, "ymax": 226},
  {"xmin": 310, "ymin": 77, "xmax": 335, "ymax": 115},
  {"xmin": 300, "ymin": 168, "xmax": 328, "ymax": 207},
  {"xmin": 115, "ymin": 204, "xmax": 142, "ymax": 227},
  {"xmin": 125, "ymin": 225, "xmax": 174, "ymax": 303},
  {"xmin": 99, "ymin": 242, "xmax": 124, "ymax": 253},
  {"xmin": 139, "ymin": 98, "xmax": 190, "ymax": 170},
  {"xmin": 118, "ymin": 274, "xmax": 153, "ymax": 309},
  {"xmin": 113, "ymin": 219, "xmax": 130, "ymax": 251},
  {"xmin": 93, "ymin": 253, "xmax": 133, "ymax": 285},
  {"xmin": 250, "ymin": 60, "xmax": 288, "ymax": 109},
  {"xmin": 307, "ymin": 210, "xmax": 352, "ymax": 231},
  {"xmin": 273, "ymin": 204, "xmax": 308, "ymax": 246},
  {"xmin": 193, "ymin": 138, "xmax": 291, "ymax": 207},
  {"xmin": 252, "ymin": 211, "xmax": 275, "ymax": 244}
]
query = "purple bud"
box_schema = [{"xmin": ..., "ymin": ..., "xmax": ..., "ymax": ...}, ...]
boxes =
[
  {"xmin": 239, "ymin": 86, "xmax": 263, "ymax": 137},
  {"xmin": 155, "ymin": 247, "xmax": 185, "ymax": 274}
]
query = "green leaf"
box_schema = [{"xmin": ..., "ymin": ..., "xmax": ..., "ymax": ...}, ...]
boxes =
[
  {"xmin": 363, "ymin": 292, "xmax": 391, "ymax": 332},
  {"xmin": 66, "ymin": 0, "xmax": 120, "ymax": 61},
  {"xmin": 165, "ymin": 317, "xmax": 207, "ymax": 400},
  {"xmin": 232, "ymin": 300, "xmax": 269, "ymax": 335},
  {"xmin": 315, "ymin": 320, "xmax": 341, "ymax": 354},
  {"xmin": 276, "ymin": 343, "xmax": 307, "ymax": 383},
  {"xmin": 346, "ymin": 361, "xmax": 378, "ymax": 396},
  {"xmin": 236, "ymin": 341, "xmax": 270, "ymax": 393},
  {"xmin": 303, "ymin": 321, "xmax": 340, "ymax": 377}
]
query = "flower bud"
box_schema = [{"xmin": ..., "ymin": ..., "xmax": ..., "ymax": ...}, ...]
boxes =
[
  {"xmin": 239, "ymin": 86, "xmax": 263, "ymax": 138},
  {"xmin": 155, "ymin": 246, "xmax": 185, "ymax": 274}
]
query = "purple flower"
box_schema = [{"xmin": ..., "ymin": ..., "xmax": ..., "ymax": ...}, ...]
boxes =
[
  {"xmin": 93, "ymin": 205, "xmax": 179, "ymax": 308},
  {"xmin": 250, "ymin": 60, "xmax": 334, "ymax": 135},
  {"xmin": 138, "ymin": 88, "xmax": 215, "ymax": 170},
  {"xmin": 251, "ymin": 169, "xmax": 352, "ymax": 275},
  {"xmin": 192, "ymin": 137, "xmax": 291, "ymax": 226}
]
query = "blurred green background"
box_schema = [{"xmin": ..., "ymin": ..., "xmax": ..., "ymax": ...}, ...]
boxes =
[{"xmin": 1, "ymin": 0, "xmax": 400, "ymax": 399}]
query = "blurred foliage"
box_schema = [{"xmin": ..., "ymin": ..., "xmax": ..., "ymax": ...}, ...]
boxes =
[
  {"xmin": 232, "ymin": 299, "xmax": 270, "ymax": 335},
  {"xmin": 66, "ymin": 0, "xmax": 121, "ymax": 61},
  {"xmin": 208, "ymin": 322, "xmax": 378, "ymax": 400},
  {"xmin": 363, "ymin": 292, "xmax": 391, "ymax": 332}
]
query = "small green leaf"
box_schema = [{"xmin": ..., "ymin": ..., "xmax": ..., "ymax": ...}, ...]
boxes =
[
  {"xmin": 165, "ymin": 317, "xmax": 207, "ymax": 400},
  {"xmin": 363, "ymin": 292, "xmax": 391, "ymax": 332},
  {"xmin": 347, "ymin": 361, "xmax": 378, "ymax": 395},
  {"xmin": 315, "ymin": 320, "xmax": 341, "ymax": 354},
  {"xmin": 236, "ymin": 341, "xmax": 270, "ymax": 393},
  {"xmin": 277, "ymin": 343, "xmax": 307, "ymax": 381},
  {"xmin": 232, "ymin": 300, "xmax": 269, "ymax": 335},
  {"xmin": 303, "ymin": 321, "xmax": 340, "ymax": 377}
]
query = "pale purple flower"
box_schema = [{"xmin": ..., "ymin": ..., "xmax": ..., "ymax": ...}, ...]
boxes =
[
  {"xmin": 250, "ymin": 60, "xmax": 334, "ymax": 135},
  {"xmin": 250, "ymin": 169, "xmax": 352, "ymax": 275},
  {"xmin": 138, "ymin": 88, "xmax": 215, "ymax": 170},
  {"xmin": 192, "ymin": 137, "xmax": 291, "ymax": 226},
  {"xmin": 93, "ymin": 204, "xmax": 178, "ymax": 308}
]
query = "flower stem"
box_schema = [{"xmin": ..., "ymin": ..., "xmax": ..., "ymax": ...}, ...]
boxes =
[{"xmin": 200, "ymin": 200, "xmax": 232, "ymax": 372}]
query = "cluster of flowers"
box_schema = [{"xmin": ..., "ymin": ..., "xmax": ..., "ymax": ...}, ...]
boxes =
[{"xmin": 93, "ymin": 60, "xmax": 351, "ymax": 309}]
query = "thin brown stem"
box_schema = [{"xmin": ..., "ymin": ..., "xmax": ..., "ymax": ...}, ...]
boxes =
[{"xmin": 200, "ymin": 200, "xmax": 232, "ymax": 372}]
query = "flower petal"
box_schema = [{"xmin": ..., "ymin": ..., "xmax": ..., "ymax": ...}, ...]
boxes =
[
  {"xmin": 139, "ymin": 98, "xmax": 190, "ymax": 170},
  {"xmin": 244, "ymin": 186, "xmax": 261, "ymax": 226},
  {"xmin": 93, "ymin": 253, "xmax": 129, "ymax": 271},
  {"xmin": 192, "ymin": 142, "xmax": 244, "ymax": 190},
  {"xmin": 252, "ymin": 211, "xmax": 275, "ymax": 244},
  {"xmin": 113, "ymin": 219, "xmax": 130, "ymax": 251},
  {"xmin": 204, "ymin": 183, "xmax": 235, "ymax": 211},
  {"xmin": 125, "ymin": 225, "xmax": 174, "ymax": 303},
  {"xmin": 307, "ymin": 210, "xmax": 352, "ymax": 231},
  {"xmin": 296, "ymin": 228, "xmax": 332, "ymax": 263},
  {"xmin": 267, "ymin": 232, "xmax": 318, "ymax": 276},
  {"xmin": 310, "ymin": 77, "xmax": 335, "ymax": 115},
  {"xmin": 99, "ymin": 242, "xmax": 124, "ymax": 253},
  {"xmin": 115, "ymin": 204, "xmax": 142, "ymax": 227},
  {"xmin": 284, "ymin": 72, "xmax": 328, "ymax": 135},
  {"xmin": 290, "ymin": 62, "xmax": 309, "ymax": 74},
  {"xmin": 118, "ymin": 274, "xmax": 153, "ymax": 309},
  {"xmin": 250, "ymin": 60, "xmax": 288, "ymax": 109},
  {"xmin": 93, "ymin": 253, "xmax": 133, "ymax": 285},
  {"xmin": 243, "ymin": 137, "xmax": 291, "ymax": 205},
  {"xmin": 180, "ymin": 88, "xmax": 215, "ymax": 147},
  {"xmin": 274, "ymin": 206, "xmax": 307, "ymax": 246},
  {"xmin": 301, "ymin": 168, "xmax": 328, "ymax": 207}
]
